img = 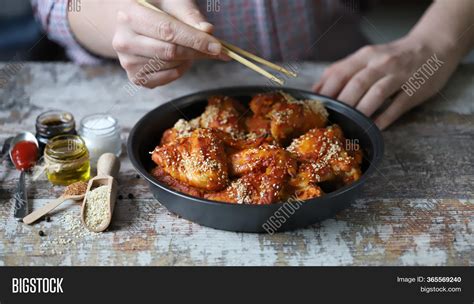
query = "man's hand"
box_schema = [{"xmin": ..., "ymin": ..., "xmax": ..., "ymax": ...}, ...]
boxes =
[
  {"xmin": 113, "ymin": 0, "xmax": 224, "ymax": 88},
  {"xmin": 313, "ymin": 36, "xmax": 460, "ymax": 130}
]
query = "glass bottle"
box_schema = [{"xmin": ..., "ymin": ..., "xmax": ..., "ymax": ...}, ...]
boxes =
[
  {"xmin": 78, "ymin": 114, "xmax": 122, "ymax": 166},
  {"xmin": 44, "ymin": 135, "xmax": 90, "ymax": 185},
  {"xmin": 35, "ymin": 110, "xmax": 76, "ymax": 155}
]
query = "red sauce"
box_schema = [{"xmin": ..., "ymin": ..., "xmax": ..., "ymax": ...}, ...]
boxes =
[{"xmin": 11, "ymin": 141, "xmax": 38, "ymax": 171}]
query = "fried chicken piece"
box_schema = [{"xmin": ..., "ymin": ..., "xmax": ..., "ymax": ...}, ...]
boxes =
[
  {"xmin": 267, "ymin": 102, "xmax": 307, "ymax": 144},
  {"xmin": 293, "ymin": 184, "xmax": 324, "ymax": 200},
  {"xmin": 205, "ymin": 171, "xmax": 285, "ymax": 205},
  {"xmin": 249, "ymin": 91, "xmax": 288, "ymax": 116},
  {"xmin": 199, "ymin": 95, "xmax": 247, "ymax": 138},
  {"xmin": 152, "ymin": 128, "xmax": 229, "ymax": 191},
  {"xmin": 246, "ymin": 92, "xmax": 289, "ymax": 141},
  {"xmin": 268, "ymin": 99, "xmax": 328, "ymax": 144},
  {"xmin": 214, "ymin": 129, "xmax": 265, "ymax": 151},
  {"xmin": 288, "ymin": 125, "xmax": 362, "ymax": 187},
  {"xmin": 243, "ymin": 115, "xmax": 277, "ymax": 145},
  {"xmin": 160, "ymin": 118, "xmax": 200, "ymax": 145},
  {"xmin": 229, "ymin": 144, "xmax": 296, "ymax": 177},
  {"xmin": 161, "ymin": 95, "xmax": 262, "ymax": 148},
  {"xmin": 244, "ymin": 114, "xmax": 270, "ymax": 135},
  {"xmin": 150, "ymin": 166, "xmax": 204, "ymax": 198},
  {"xmin": 247, "ymin": 91, "xmax": 329, "ymax": 144},
  {"xmin": 206, "ymin": 145, "xmax": 296, "ymax": 204}
]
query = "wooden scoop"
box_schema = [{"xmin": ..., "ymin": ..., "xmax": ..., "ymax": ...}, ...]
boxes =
[
  {"xmin": 81, "ymin": 153, "xmax": 120, "ymax": 232},
  {"xmin": 23, "ymin": 181, "xmax": 88, "ymax": 225}
]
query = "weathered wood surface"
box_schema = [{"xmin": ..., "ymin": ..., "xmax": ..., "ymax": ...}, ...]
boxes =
[{"xmin": 0, "ymin": 62, "xmax": 473, "ymax": 266}]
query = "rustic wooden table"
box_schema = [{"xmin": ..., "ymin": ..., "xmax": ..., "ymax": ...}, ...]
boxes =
[{"xmin": 0, "ymin": 62, "xmax": 472, "ymax": 266}]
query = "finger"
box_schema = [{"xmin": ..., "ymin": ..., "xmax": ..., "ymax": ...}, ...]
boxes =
[
  {"xmin": 122, "ymin": 6, "xmax": 221, "ymax": 55},
  {"xmin": 129, "ymin": 61, "xmax": 193, "ymax": 88},
  {"xmin": 160, "ymin": 0, "xmax": 214, "ymax": 33},
  {"xmin": 114, "ymin": 33, "xmax": 215, "ymax": 60},
  {"xmin": 118, "ymin": 53, "xmax": 181, "ymax": 74},
  {"xmin": 318, "ymin": 76, "xmax": 348, "ymax": 98},
  {"xmin": 312, "ymin": 81, "xmax": 323, "ymax": 92},
  {"xmin": 317, "ymin": 61, "xmax": 365, "ymax": 97},
  {"xmin": 317, "ymin": 45, "xmax": 380, "ymax": 97},
  {"xmin": 374, "ymin": 91, "xmax": 411, "ymax": 130},
  {"xmin": 355, "ymin": 75, "xmax": 403, "ymax": 117},
  {"xmin": 337, "ymin": 67, "xmax": 384, "ymax": 107}
]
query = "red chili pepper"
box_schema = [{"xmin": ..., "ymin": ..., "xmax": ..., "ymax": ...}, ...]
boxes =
[{"xmin": 11, "ymin": 141, "xmax": 38, "ymax": 171}]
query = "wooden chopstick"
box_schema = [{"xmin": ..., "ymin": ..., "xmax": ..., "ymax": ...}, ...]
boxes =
[
  {"xmin": 219, "ymin": 41, "xmax": 297, "ymax": 78},
  {"xmin": 136, "ymin": 0, "xmax": 291, "ymax": 85},
  {"xmin": 220, "ymin": 47, "xmax": 284, "ymax": 85}
]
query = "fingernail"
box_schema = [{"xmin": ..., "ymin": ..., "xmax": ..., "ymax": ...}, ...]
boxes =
[
  {"xmin": 198, "ymin": 22, "xmax": 214, "ymax": 32},
  {"xmin": 208, "ymin": 42, "xmax": 221, "ymax": 55}
]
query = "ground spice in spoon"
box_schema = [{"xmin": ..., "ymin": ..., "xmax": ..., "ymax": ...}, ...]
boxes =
[{"xmin": 64, "ymin": 181, "xmax": 88, "ymax": 197}]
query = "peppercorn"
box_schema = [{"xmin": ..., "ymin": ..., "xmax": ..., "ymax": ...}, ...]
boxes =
[
  {"xmin": 38, "ymin": 230, "xmax": 45, "ymax": 237},
  {"xmin": 128, "ymin": 193, "xmax": 134, "ymax": 199},
  {"xmin": 118, "ymin": 194, "xmax": 123, "ymax": 200},
  {"xmin": 45, "ymin": 216, "xmax": 51, "ymax": 222}
]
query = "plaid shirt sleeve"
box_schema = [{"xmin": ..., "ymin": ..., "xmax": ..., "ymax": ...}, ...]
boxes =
[{"xmin": 31, "ymin": 0, "xmax": 102, "ymax": 65}]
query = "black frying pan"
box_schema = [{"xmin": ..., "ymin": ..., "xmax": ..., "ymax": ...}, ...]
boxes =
[{"xmin": 127, "ymin": 86, "xmax": 384, "ymax": 232}]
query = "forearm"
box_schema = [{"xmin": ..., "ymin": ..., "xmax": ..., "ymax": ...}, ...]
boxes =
[
  {"xmin": 68, "ymin": 0, "xmax": 130, "ymax": 58},
  {"xmin": 406, "ymin": 0, "xmax": 474, "ymax": 60}
]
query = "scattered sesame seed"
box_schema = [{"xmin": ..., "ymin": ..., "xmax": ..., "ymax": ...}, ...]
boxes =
[{"xmin": 39, "ymin": 209, "xmax": 100, "ymax": 255}]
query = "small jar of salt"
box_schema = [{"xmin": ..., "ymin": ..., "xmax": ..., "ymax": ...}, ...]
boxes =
[{"xmin": 78, "ymin": 114, "xmax": 121, "ymax": 166}]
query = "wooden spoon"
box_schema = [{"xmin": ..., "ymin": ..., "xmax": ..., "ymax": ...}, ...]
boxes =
[
  {"xmin": 22, "ymin": 181, "xmax": 88, "ymax": 225},
  {"xmin": 81, "ymin": 153, "xmax": 120, "ymax": 232}
]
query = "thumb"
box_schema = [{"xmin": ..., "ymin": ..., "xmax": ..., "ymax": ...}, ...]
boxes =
[{"xmin": 160, "ymin": 0, "xmax": 214, "ymax": 33}]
